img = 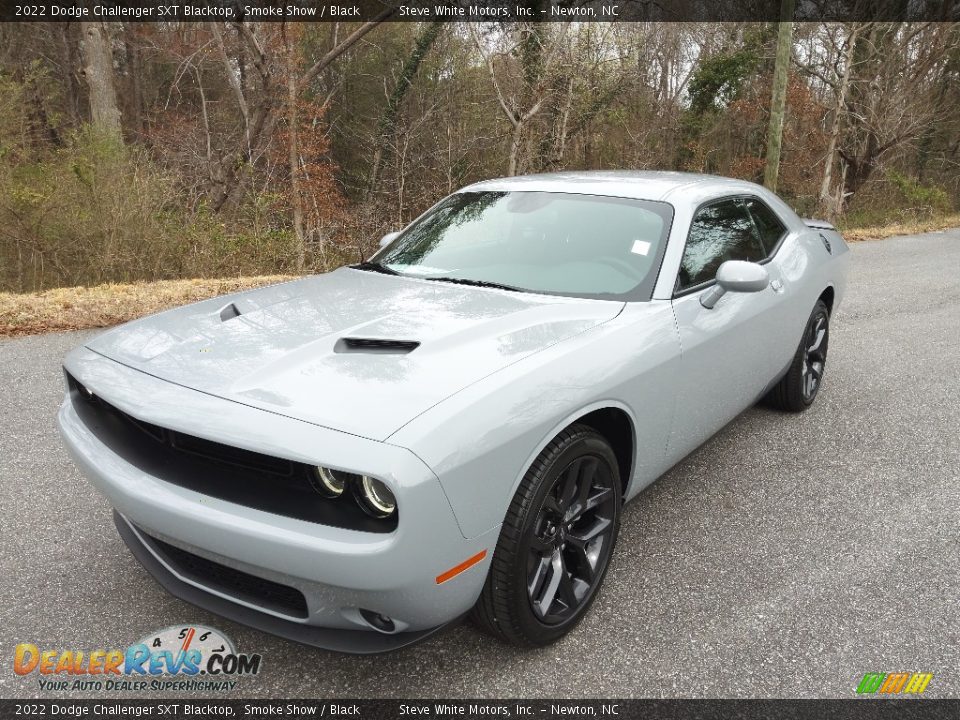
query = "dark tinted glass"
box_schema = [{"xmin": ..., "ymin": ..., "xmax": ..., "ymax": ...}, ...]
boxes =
[
  {"xmin": 677, "ymin": 200, "xmax": 766, "ymax": 290},
  {"xmin": 744, "ymin": 198, "xmax": 786, "ymax": 254}
]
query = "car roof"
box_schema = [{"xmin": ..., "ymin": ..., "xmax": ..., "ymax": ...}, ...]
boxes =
[{"xmin": 460, "ymin": 170, "xmax": 765, "ymax": 203}]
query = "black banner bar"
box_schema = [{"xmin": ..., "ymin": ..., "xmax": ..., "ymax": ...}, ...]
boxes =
[
  {"xmin": 2, "ymin": 700, "xmax": 960, "ymax": 720},
  {"xmin": 0, "ymin": 0, "xmax": 957, "ymax": 23}
]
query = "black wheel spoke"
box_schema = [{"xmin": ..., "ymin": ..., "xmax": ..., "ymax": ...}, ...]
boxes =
[
  {"xmin": 567, "ymin": 542, "xmax": 596, "ymax": 585},
  {"xmin": 568, "ymin": 516, "xmax": 611, "ymax": 545},
  {"xmin": 808, "ymin": 326, "xmax": 825, "ymax": 353},
  {"xmin": 555, "ymin": 567, "xmax": 578, "ymax": 609},
  {"xmin": 528, "ymin": 552, "xmax": 552, "ymax": 598},
  {"xmin": 574, "ymin": 458, "xmax": 598, "ymax": 513},
  {"xmin": 581, "ymin": 486, "xmax": 613, "ymax": 515},
  {"xmin": 542, "ymin": 495, "xmax": 563, "ymax": 516},
  {"xmin": 559, "ymin": 459, "xmax": 583, "ymax": 511},
  {"xmin": 532, "ymin": 550, "xmax": 563, "ymax": 619}
]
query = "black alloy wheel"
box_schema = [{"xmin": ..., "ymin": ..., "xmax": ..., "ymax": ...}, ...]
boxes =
[
  {"xmin": 527, "ymin": 456, "xmax": 617, "ymax": 624},
  {"xmin": 766, "ymin": 299, "xmax": 831, "ymax": 412},
  {"xmin": 801, "ymin": 308, "xmax": 829, "ymax": 402},
  {"xmin": 472, "ymin": 425, "xmax": 622, "ymax": 646}
]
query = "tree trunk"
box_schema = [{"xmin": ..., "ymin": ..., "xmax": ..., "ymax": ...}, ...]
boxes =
[
  {"xmin": 368, "ymin": 21, "xmax": 443, "ymax": 197},
  {"xmin": 80, "ymin": 22, "xmax": 122, "ymax": 137},
  {"xmin": 124, "ymin": 28, "xmax": 144, "ymax": 136},
  {"xmin": 59, "ymin": 23, "xmax": 83, "ymax": 126},
  {"xmin": 285, "ymin": 24, "xmax": 306, "ymax": 272},
  {"xmin": 840, "ymin": 131, "xmax": 881, "ymax": 198},
  {"xmin": 818, "ymin": 27, "xmax": 859, "ymax": 220},
  {"xmin": 507, "ymin": 119, "xmax": 525, "ymax": 176},
  {"xmin": 763, "ymin": 0, "xmax": 795, "ymax": 193},
  {"xmin": 210, "ymin": 22, "xmax": 251, "ymax": 150}
]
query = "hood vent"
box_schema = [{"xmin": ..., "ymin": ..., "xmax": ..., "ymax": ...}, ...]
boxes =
[
  {"xmin": 335, "ymin": 338, "xmax": 420, "ymax": 355},
  {"xmin": 219, "ymin": 303, "xmax": 242, "ymax": 322}
]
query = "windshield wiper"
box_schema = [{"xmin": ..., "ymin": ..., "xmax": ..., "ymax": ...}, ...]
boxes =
[
  {"xmin": 423, "ymin": 276, "xmax": 525, "ymax": 293},
  {"xmin": 352, "ymin": 261, "xmax": 400, "ymax": 276}
]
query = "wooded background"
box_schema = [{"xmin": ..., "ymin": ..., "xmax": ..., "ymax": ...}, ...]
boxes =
[{"xmin": 1, "ymin": 20, "xmax": 958, "ymax": 292}]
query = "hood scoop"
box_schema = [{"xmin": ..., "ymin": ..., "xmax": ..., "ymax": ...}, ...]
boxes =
[
  {"xmin": 219, "ymin": 303, "xmax": 242, "ymax": 322},
  {"xmin": 334, "ymin": 337, "xmax": 420, "ymax": 355}
]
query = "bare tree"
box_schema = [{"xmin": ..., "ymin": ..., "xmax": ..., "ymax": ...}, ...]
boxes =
[
  {"xmin": 210, "ymin": 15, "xmax": 393, "ymax": 211},
  {"xmin": 817, "ymin": 24, "xmax": 861, "ymax": 218},
  {"xmin": 472, "ymin": 23, "xmax": 569, "ymax": 176},
  {"xmin": 837, "ymin": 23, "xmax": 956, "ymax": 202},
  {"xmin": 368, "ymin": 21, "xmax": 444, "ymax": 197}
]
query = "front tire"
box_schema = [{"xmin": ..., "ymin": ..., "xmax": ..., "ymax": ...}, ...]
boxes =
[
  {"xmin": 766, "ymin": 299, "xmax": 830, "ymax": 412},
  {"xmin": 472, "ymin": 425, "xmax": 622, "ymax": 646}
]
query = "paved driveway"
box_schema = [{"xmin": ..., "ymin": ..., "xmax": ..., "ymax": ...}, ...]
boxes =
[{"xmin": 2, "ymin": 229, "xmax": 958, "ymax": 699}]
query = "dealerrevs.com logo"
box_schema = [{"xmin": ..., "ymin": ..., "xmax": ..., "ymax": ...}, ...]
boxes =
[
  {"xmin": 856, "ymin": 672, "xmax": 933, "ymax": 696},
  {"xmin": 14, "ymin": 625, "xmax": 261, "ymax": 693}
]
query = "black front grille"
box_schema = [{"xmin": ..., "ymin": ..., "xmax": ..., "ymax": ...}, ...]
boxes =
[
  {"xmin": 66, "ymin": 372, "xmax": 396, "ymax": 533},
  {"xmin": 141, "ymin": 530, "xmax": 309, "ymax": 619},
  {"xmin": 67, "ymin": 372, "xmax": 294, "ymax": 475}
]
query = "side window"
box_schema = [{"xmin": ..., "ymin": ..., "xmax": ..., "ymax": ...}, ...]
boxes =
[
  {"xmin": 744, "ymin": 198, "xmax": 787, "ymax": 254},
  {"xmin": 676, "ymin": 200, "xmax": 766, "ymax": 291}
]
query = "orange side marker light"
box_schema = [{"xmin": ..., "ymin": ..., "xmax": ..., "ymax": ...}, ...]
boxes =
[{"xmin": 436, "ymin": 550, "xmax": 487, "ymax": 584}]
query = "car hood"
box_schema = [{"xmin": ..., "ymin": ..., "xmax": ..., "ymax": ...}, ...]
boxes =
[{"xmin": 86, "ymin": 268, "xmax": 623, "ymax": 440}]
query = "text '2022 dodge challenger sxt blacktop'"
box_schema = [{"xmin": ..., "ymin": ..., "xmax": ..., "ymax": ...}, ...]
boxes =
[{"xmin": 59, "ymin": 171, "xmax": 849, "ymax": 653}]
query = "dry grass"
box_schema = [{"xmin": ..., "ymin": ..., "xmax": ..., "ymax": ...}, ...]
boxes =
[
  {"xmin": 0, "ymin": 276, "xmax": 294, "ymax": 338},
  {"xmin": 842, "ymin": 213, "xmax": 960, "ymax": 242}
]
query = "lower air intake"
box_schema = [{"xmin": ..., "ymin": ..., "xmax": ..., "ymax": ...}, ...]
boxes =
[{"xmin": 141, "ymin": 530, "xmax": 309, "ymax": 619}]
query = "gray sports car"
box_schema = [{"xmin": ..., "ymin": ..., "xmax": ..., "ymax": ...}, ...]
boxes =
[{"xmin": 59, "ymin": 171, "xmax": 849, "ymax": 653}]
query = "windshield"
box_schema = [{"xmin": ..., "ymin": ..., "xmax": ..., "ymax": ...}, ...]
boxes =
[{"xmin": 372, "ymin": 191, "xmax": 674, "ymax": 300}]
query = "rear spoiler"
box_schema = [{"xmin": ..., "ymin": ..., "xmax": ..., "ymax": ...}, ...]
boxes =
[{"xmin": 803, "ymin": 218, "xmax": 836, "ymax": 231}]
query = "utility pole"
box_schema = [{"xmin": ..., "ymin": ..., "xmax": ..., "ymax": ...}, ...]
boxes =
[{"xmin": 763, "ymin": 0, "xmax": 795, "ymax": 192}]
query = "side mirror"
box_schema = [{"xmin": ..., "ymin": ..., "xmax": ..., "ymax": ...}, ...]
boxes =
[
  {"xmin": 379, "ymin": 231, "xmax": 400, "ymax": 249},
  {"xmin": 700, "ymin": 260, "xmax": 769, "ymax": 309}
]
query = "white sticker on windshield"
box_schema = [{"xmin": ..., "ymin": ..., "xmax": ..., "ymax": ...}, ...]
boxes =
[{"xmin": 631, "ymin": 240, "xmax": 651, "ymax": 256}]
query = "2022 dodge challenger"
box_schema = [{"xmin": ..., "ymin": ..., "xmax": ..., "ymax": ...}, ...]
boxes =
[{"xmin": 59, "ymin": 171, "xmax": 849, "ymax": 653}]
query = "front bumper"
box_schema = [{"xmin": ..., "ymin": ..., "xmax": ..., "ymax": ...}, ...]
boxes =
[
  {"xmin": 59, "ymin": 347, "xmax": 497, "ymax": 653},
  {"xmin": 113, "ymin": 512, "xmax": 459, "ymax": 653}
]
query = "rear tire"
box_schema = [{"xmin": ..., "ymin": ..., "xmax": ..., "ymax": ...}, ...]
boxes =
[
  {"xmin": 472, "ymin": 425, "xmax": 622, "ymax": 646},
  {"xmin": 766, "ymin": 299, "xmax": 830, "ymax": 412}
]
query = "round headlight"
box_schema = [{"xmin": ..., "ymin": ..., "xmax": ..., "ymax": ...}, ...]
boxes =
[
  {"xmin": 310, "ymin": 466, "xmax": 349, "ymax": 498},
  {"xmin": 355, "ymin": 476, "xmax": 397, "ymax": 518}
]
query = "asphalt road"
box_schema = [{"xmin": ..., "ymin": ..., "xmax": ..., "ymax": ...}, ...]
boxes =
[{"xmin": 3, "ymin": 229, "xmax": 959, "ymax": 700}]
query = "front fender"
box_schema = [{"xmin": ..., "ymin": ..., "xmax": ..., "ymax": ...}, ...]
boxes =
[{"xmin": 388, "ymin": 302, "xmax": 681, "ymax": 538}]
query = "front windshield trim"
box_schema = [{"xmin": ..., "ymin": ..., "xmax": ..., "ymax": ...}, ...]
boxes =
[{"xmin": 374, "ymin": 190, "xmax": 676, "ymax": 302}]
